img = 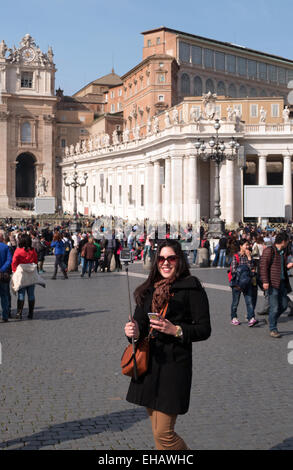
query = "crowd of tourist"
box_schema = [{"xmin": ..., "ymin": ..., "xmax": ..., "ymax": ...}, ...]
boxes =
[{"xmin": 0, "ymin": 217, "xmax": 293, "ymax": 337}]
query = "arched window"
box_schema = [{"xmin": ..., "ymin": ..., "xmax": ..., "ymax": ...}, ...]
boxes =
[
  {"xmin": 181, "ymin": 73, "xmax": 190, "ymax": 95},
  {"xmin": 21, "ymin": 122, "xmax": 31, "ymax": 143},
  {"xmin": 206, "ymin": 78, "xmax": 215, "ymax": 93},
  {"xmin": 194, "ymin": 76, "xmax": 202, "ymax": 96},
  {"xmin": 239, "ymin": 85, "xmax": 247, "ymax": 98},
  {"xmin": 217, "ymin": 81, "xmax": 226, "ymax": 96},
  {"xmin": 228, "ymin": 83, "xmax": 237, "ymax": 98}
]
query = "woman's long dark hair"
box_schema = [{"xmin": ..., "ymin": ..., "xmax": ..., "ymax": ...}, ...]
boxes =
[
  {"xmin": 53, "ymin": 232, "xmax": 62, "ymax": 242},
  {"xmin": 18, "ymin": 233, "xmax": 32, "ymax": 252},
  {"xmin": 134, "ymin": 239, "xmax": 191, "ymax": 306}
]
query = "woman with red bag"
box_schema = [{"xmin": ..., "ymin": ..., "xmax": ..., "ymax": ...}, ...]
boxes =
[{"xmin": 124, "ymin": 239, "xmax": 211, "ymax": 450}]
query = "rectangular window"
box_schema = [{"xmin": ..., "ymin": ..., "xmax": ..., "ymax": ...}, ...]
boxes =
[
  {"xmin": 268, "ymin": 65, "xmax": 277, "ymax": 82},
  {"xmin": 21, "ymin": 72, "xmax": 33, "ymax": 88},
  {"xmin": 204, "ymin": 49, "xmax": 214, "ymax": 69},
  {"xmin": 158, "ymin": 73, "xmax": 165, "ymax": 83},
  {"xmin": 111, "ymin": 103, "xmax": 115, "ymax": 113},
  {"xmin": 250, "ymin": 104, "xmax": 258, "ymax": 117},
  {"xmin": 278, "ymin": 67, "xmax": 286, "ymax": 84},
  {"xmin": 156, "ymin": 37, "xmax": 160, "ymax": 45},
  {"xmin": 215, "ymin": 51, "xmax": 225, "ymax": 71},
  {"xmin": 287, "ymin": 69, "xmax": 293, "ymax": 83},
  {"xmin": 179, "ymin": 41, "xmax": 190, "ymax": 63},
  {"xmin": 237, "ymin": 57, "xmax": 247, "ymax": 76},
  {"xmin": 147, "ymin": 39, "xmax": 151, "ymax": 47},
  {"xmin": 271, "ymin": 103, "xmax": 279, "ymax": 117},
  {"xmin": 118, "ymin": 89, "xmax": 122, "ymax": 96},
  {"xmin": 190, "ymin": 106, "xmax": 201, "ymax": 118},
  {"xmin": 226, "ymin": 54, "xmax": 236, "ymax": 73},
  {"xmin": 141, "ymin": 184, "xmax": 144, "ymax": 207},
  {"xmin": 158, "ymin": 94, "xmax": 164, "ymax": 101},
  {"xmin": 214, "ymin": 105, "xmax": 221, "ymax": 119},
  {"xmin": 61, "ymin": 138, "xmax": 66, "ymax": 148},
  {"xmin": 248, "ymin": 59, "xmax": 257, "ymax": 78},
  {"xmin": 258, "ymin": 62, "xmax": 267, "ymax": 81},
  {"xmin": 119, "ymin": 185, "xmax": 122, "ymax": 205},
  {"xmin": 233, "ymin": 104, "xmax": 242, "ymax": 114},
  {"xmin": 191, "ymin": 45, "xmax": 202, "ymax": 65},
  {"xmin": 128, "ymin": 185, "xmax": 133, "ymax": 204},
  {"xmin": 110, "ymin": 91, "xmax": 114, "ymax": 98}
]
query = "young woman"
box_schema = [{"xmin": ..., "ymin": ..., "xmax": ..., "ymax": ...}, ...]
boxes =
[
  {"xmin": 12, "ymin": 233, "xmax": 38, "ymax": 320},
  {"xmin": 124, "ymin": 239, "xmax": 211, "ymax": 450},
  {"xmin": 230, "ymin": 239, "xmax": 258, "ymax": 326}
]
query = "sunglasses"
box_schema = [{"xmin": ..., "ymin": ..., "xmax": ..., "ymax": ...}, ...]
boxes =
[{"xmin": 157, "ymin": 255, "xmax": 178, "ymax": 265}]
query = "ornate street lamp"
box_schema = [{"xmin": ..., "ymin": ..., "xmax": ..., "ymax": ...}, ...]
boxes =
[
  {"xmin": 195, "ymin": 119, "xmax": 240, "ymax": 238},
  {"xmin": 63, "ymin": 162, "xmax": 88, "ymax": 232}
]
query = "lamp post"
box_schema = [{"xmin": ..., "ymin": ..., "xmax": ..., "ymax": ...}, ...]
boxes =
[
  {"xmin": 63, "ymin": 162, "xmax": 88, "ymax": 233},
  {"xmin": 194, "ymin": 119, "xmax": 240, "ymax": 238}
]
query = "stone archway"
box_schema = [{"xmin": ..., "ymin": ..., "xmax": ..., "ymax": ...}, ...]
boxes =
[{"xmin": 15, "ymin": 153, "xmax": 36, "ymax": 206}]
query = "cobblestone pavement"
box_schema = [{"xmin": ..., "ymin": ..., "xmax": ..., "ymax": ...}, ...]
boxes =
[{"xmin": 0, "ymin": 257, "xmax": 292, "ymax": 450}]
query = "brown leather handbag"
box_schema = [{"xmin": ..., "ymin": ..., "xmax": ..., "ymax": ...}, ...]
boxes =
[{"xmin": 121, "ymin": 303, "xmax": 169, "ymax": 379}]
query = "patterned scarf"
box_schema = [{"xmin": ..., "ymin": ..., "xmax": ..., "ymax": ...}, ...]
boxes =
[{"xmin": 151, "ymin": 276, "xmax": 175, "ymax": 314}]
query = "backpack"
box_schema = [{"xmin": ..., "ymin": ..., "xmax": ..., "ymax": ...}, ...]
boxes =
[
  {"xmin": 228, "ymin": 254, "xmax": 252, "ymax": 291},
  {"xmin": 228, "ymin": 254, "xmax": 239, "ymax": 285},
  {"xmin": 64, "ymin": 240, "xmax": 71, "ymax": 252}
]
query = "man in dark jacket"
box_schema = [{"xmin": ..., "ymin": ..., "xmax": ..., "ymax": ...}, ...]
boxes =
[
  {"xmin": 81, "ymin": 236, "xmax": 96, "ymax": 278},
  {"xmin": 0, "ymin": 234, "xmax": 12, "ymax": 322},
  {"xmin": 260, "ymin": 232, "xmax": 293, "ymax": 338}
]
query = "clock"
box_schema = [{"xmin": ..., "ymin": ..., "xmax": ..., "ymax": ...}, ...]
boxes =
[{"xmin": 21, "ymin": 48, "xmax": 35, "ymax": 62}]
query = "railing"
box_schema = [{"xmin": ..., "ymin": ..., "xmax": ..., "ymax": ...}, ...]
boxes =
[{"xmin": 244, "ymin": 124, "xmax": 287, "ymax": 133}]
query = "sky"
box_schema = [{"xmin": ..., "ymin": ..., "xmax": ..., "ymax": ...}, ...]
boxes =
[{"xmin": 1, "ymin": 0, "xmax": 293, "ymax": 95}]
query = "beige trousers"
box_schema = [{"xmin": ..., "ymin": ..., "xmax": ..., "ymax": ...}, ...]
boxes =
[{"xmin": 146, "ymin": 408, "xmax": 188, "ymax": 450}]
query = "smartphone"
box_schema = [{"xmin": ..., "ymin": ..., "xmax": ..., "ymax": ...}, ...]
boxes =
[{"xmin": 147, "ymin": 312, "xmax": 161, "ymax": 321}]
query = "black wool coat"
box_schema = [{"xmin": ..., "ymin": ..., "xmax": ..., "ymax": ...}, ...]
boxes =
[{"xmin": 126, "ymin": 275, "xmax": 211, "ymax": 415}]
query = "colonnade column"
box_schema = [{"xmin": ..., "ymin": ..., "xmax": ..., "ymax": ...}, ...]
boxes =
[
  {"xmin": 171, "ymin": 155, "xmax": 183, "ymax": 224},
  {"xmin": 153, "ymin": 160, "xmax": 161, "ymax": 222},
  {"xmin": 283, "ymin": 154, "xmax": 292, "ymax": 221},
  {"xmin": 225, "ymin": 159, "xmax": 235, "ymax": 225},
  {"xmin": 145, "ymin": 161, "xmax": 153, "ymax": 221},
  {"xmin": 164, "ymin": 156, "xmax": 171, "ymax": 223},
  {"xmin": 258, "ymin": 154, "xmax": 267, "ymax": 186},
  {"xmin": 189, "ymin": 154, "xmax": 198, "ymax": 224}
]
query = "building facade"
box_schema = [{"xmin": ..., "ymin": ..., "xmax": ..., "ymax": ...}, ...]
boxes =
[
  {"xmin": 60, "ymin": 95, "xmax": 293, "ymax": 225},
  {"xmin": 0, "ymin": 34, "xmax": 57, "ymax": 209},
  {"xmin": 2, "ymin": 28, "xmax": 293, "ymax": 222}
]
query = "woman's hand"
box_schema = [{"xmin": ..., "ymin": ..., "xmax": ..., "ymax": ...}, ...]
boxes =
[
  {"xmin": 150, "ymin": 318, "xmax": 177, "ymax": 336},
  {"xmin": 124, "ymin": 319, "xmax": 140, "ymax": 340}
]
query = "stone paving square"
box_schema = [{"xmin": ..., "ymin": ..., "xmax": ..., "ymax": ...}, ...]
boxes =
[{"xmin": 0, "ymin": 257, "xmax": 292, "ymax": 450}]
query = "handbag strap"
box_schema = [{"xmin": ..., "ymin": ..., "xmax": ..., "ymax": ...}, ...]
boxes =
[{"xmin": 148, "ymin": 302, "xmax": 169, "ymax": 338}]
